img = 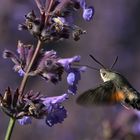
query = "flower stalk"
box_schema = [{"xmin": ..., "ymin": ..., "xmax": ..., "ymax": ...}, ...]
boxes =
[
  {"xmin": 5, "ymin": 118, "xmax": 16, "ymax": 140},
  {"xmin": 1, "ymin": 0, "xmax": 94, "ymax": 139}
]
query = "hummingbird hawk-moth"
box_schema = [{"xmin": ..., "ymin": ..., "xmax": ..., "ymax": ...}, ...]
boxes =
[{"xmin": 76, "ymin": 55, "xmax": 140, "ymax": 110}]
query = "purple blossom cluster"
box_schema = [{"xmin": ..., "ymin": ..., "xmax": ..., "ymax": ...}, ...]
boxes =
[
  {"xmin": 18, "ymin": 93, "xmax": 69, "ymax": 127},
  {"xmin": 2, "ymin": 41, "xmax": 86, "ymax": 126},
  {"xmin": 19, "ymin": 0, "xmax": 94, "ymax": 41},
  {"xmin": 0, "ymin": 88, "xmax": 68, "ymax": 126},
  {"xmin": 1, "ymin": 0, "xmax": 94, "ymax": 127},
  {"xmin": 3, "ymin": 41, "xmax": 85, "ymax": 88}
]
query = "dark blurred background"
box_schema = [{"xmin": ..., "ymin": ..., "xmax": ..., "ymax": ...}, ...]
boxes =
[{"xmin": 1, "ymin": 0, "xmax": 140, "ymax": 140}]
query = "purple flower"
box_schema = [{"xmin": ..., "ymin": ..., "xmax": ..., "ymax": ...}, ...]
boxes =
[
  {"xmin": 3, "ymin": 41, "xmax": 34, "ymax": 77},
  {"xmin": 0, "ymin": 87, "xmax": 69, "ymax": 127},
  {"xmin": 34, "ymin": 54, "xmax": 81, "ymax": 84},
  {"xmin": 1, "ymin": 0, "xmax": 94, "ymax": 130},
  {"xmin": 79, "ymin": 0, "xmax": 86, "ymax": 9},
  {"xmin": 34, "ymin": 50, "xmax": 64, "ymax": 84},
  {"xmin": 79, "ymin": 0, "xmax": 94, "ymax": 21},
  {"xmin": 18, "ymin": 116, "xmax": 32, "ymax": 125},
  {"xmin": 58, "ymin": 55, "xmax": 86, "ymax": 94},
  {"xmin": 41, "ymin": 93, "xmax": 69, "ymax": 107},
  {"xmin": 67, "ymin": 72, "xmax": 75, "ymax": 85},
  {"xmin": 17, "ymin": 69, "xmax": 25, "ymax": 76},
  {"xmin": 67, "ymin": 67, "xmax": 86, "ymax": 94},
  {"xmin": 58, "ymin": 55, "xmax": 81, "ymax": 70},
  {"xmin": 46, "ymin": 105, "xmax": 67, "ymax": 127},
  {"xmin": 83, "ymin": 7, "xmax": 94, "ymax": 21},
  {"xmin": 3, "ymin": 46, "xmax": 85, "ymax": 88},
  {"xmin": 18, "ymin": 0, "xmax": 94, "ymax": 43},
  {"xmin": 41, "ymin": 93, "xmax": 68, "ymax": 126}
]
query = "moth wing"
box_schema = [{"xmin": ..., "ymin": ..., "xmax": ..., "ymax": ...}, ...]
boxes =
[{"xmin": 76, "ymin": 81, "xmax": 125, "ymax": 106}]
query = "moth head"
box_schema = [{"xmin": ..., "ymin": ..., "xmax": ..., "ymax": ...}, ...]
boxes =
[{"xmin": 100, "ymin": 68, "xmax": 116, "ymax": 82}]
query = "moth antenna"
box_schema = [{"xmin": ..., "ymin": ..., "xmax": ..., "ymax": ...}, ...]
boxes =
[
  {"xmin": 72, "ymin": 63, "xmax": 99, "ymax": 71},
  {"xmin": 110, "ymin": 56, "xmax": 118, "ymax": 69},
  {"xmin": 89, "ymin": 54, "xmax": 106, "ymax": 69}
]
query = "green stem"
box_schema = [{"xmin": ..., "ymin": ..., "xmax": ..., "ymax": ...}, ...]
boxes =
[{"xmin": 5, "ymin": 118, "xmax": 16, "ymax": 140}]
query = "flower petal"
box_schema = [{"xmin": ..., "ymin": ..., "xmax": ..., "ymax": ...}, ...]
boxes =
[
  {"xmin": 41, "ymin": 93, "xmax": 69, "ymax": 107},
  {"xmin": 18, "ymin": 116, "xmax": 32, "ymax": 125},
  {"xmin": 79, "ymin": 0, "xmax": 86, "ymax": 9},
  {"xmin": 18, "ymin": 69, "xmax": 25, "ymax": 76},
  {"xmin": 83, "ymin": 6, "xmax": 94, "ymax": 21},
  {"xmin": 66, "ymin": 67, "xmax": 86, "ymax": 94},
  {"xmin": 67, "ymin": 72, "xmax": 75, "ymax": 85},
  {"xmin": 46, "ymin": 105, "xmax": 67, "ymax": 127},
  {"xmin": 58, "ymin": 55, "xmax": 81, "ymax": 69}
]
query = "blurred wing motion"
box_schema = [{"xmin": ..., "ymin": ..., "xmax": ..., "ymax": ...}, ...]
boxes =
[{"xmin": 77, "ymin": 81, "xmax": 125, "ymax": 106}]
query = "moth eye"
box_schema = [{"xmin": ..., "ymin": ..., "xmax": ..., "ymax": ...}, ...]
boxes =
[
  {"xmin": 28, "ymin": 22, "xmax": 33, "ymax": 29},
  {"xmin": 102, "ymin": 72, "xmax": 106, "ymax": 77}
]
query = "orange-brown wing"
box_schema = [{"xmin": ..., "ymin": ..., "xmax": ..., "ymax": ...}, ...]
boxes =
[{"xmin": 76, "ymin": 81, "xmax": 125, "ymax": 106}]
